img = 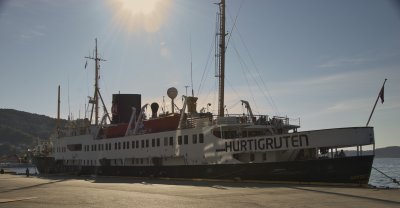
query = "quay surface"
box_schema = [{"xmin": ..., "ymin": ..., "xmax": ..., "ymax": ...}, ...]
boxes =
[{"xmin": 0, "ymin": 174, "xmax": 399, "ymax": 208}]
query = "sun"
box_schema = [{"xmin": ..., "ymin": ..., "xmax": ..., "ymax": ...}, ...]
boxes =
[
  {"xmin": 108, "ymin": 0, "xmax": 172, "ymax": 33},
  {"xmin": 117, "ymin": 0, "xmax": 160, "ymax": 15}
]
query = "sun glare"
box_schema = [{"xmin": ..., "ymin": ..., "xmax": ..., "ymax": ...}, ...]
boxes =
[{"xmin": 108, "ymin": 0, "xmax": 172, "ymax": 33}]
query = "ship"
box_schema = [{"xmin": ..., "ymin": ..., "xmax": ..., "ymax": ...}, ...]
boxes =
[{"xmin": 33, "ymin": 0, "xmax": 375, "ymax": 185}]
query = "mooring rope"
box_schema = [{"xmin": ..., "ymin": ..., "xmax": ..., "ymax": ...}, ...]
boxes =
[{"xmin": 372, "ymin": 166, "xmax": 400, "ymax": 185}]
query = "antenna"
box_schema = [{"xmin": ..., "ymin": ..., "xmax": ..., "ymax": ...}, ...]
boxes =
[
  {"xmin": 184, "ymin": 85, "xmax": 190, "ymax": 96},
  {"xmin": 57, "ymin": 85, "xmax": 60, "ymax": 132},
  {"xmin": 190, "ymin": 34, "xmax": 194, "ymax": 97},
  {"xmin": 162, "ymin": 96, "xmax": 166, "ymax": 114},
  {"xmin": 68, "ymin": 77, "xmax": 70, "ymax": 121}
]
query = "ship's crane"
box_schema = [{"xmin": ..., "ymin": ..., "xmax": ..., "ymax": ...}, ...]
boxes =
[{"xmin": 240, "ymin": 100, "xmax": 255, "ymax": 123}]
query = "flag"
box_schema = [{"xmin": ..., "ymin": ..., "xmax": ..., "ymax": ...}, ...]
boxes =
[
  {"xmin": 379, "ymin": 85, "xmax": 384, "ymax": 103},
  {"xmin": 84, "ymin": 60, "xmax": 88, "ymax": 69}
]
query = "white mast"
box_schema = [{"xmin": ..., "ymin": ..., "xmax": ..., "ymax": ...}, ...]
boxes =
[{"xmin": 85, "ymin": 38, "xmax": 106, "ymax": 125}]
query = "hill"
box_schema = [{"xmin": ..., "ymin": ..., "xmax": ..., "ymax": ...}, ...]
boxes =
[
  {"xmin": 374, "ymin": 146, "xmax": 400, "ymax": 158},
  {"xmin": 0, "ymin": 109, "xmax": 64, "ymax": 156},
  {"xmin": 344, "ymin": 146, "xmax": 400, "ymax": 158}
]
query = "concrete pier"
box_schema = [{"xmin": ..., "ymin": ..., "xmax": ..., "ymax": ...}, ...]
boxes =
[{"xmin": 0, "ymin": 174, "xmax": 399, "ymax": 208}]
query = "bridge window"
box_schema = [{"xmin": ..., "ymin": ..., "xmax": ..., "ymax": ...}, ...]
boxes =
[
  {"xmin": 157, "ymin": 138, "xmax": 160, "ymax": 147},
  {"xmin": 178, "ymin": 136, "xmax": 182, "ymax": 145},
  {"xmin": 169, "ymin": 137, "xmax": 173, "ymax": 146},
  {"xmin": 199, "ymin": 134, "xmax": 204, "ymax": 143},
  {"xmin": 67, "ymin": 144, "xmax": 82, "ymax": 151},
  {"xmin": 192, "ymin": 134, "xmax": 197, "ymax": 144},
  {"xmin": 164, "ymin": 137, "xmax": 168, "ymax": 146}
]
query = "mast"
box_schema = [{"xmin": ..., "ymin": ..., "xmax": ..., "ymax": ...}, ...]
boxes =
[
  {"xmin": 217, "ymin": 0, "xmax": 226, "ymax": 117},
  {"xmin": 85, "ymin": 38, "xmax": 106, "ymax": 125}
]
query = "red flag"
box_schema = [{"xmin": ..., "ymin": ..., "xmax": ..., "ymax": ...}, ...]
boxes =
[{"xmin": 379, "ymin": 85, "xmax": 384, "ymax": 103}]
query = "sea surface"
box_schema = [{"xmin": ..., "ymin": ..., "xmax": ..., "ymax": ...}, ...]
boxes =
[
  {"xmin": 1, "ymin": 158, "xmax": 399, "ymax": 188},
  {"xmin": 369, "ymin": 158, "xmax": 400, "ymax": 188}
]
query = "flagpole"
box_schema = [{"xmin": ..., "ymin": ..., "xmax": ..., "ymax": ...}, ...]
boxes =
[{"xmin": 366, "ymin": 78, "xmax": 387, "ymax": 127}]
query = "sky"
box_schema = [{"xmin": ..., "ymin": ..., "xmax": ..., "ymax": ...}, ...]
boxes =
[{"xmin": 0, "ymin": 0, "xmax": 399, "ymax": 148}]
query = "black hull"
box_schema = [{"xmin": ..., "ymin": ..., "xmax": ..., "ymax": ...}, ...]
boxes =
[
  {"xmin": 70, "ymin": 155, "xmax": 373, "ymax": 185},
  {"xmin": 32, "ymin": 156, "xmax": 62, "ymax": 174}
]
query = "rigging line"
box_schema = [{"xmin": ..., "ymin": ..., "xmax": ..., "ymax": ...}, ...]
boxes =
[
  {"xmin": 231, "ymin": 41, "xmax": 261, "ymax": 115},
  {"xmin": 372, "ymin": 167, "xmax": 400, "ymax": 185},
  {"xmin": 197, "ymin": 28, "xmax": 216, "ymax": 96},
  {"xmin": 226, "ymin": 78, "xmax": 241, "ymax": 99},
  {"xmin": 232, "ymin": 24, "xmax": 280, "ymax": 116},
  {"xmin": 200, "ymin": 75, "xmax": 217, "ymax": 111},
  {"xmin": 227, "ymin": 100, "xmax": 241, "ymax": 112},
  {"xmin": 225, "ymin": 0, "xmax": 244, "ymax": 51}
]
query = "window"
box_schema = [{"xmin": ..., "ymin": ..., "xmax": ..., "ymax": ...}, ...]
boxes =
[
  {"xmin": 164, "ymin": 137, "xmax": 168, "ymax": 146},
  {"xmin": 157, "ymin": 138, "xmax": 160, "ymax": 147},
  {"xmin": 146, "ymin": 139, "xmax": 149, "ymax": 148},
  {"xmin": 115, "ymin": 143, "xmax": 117, "ymax": 150},
  {"xmin": 67, "ymin": 144, "xmax": 82, "ymax": 151},
  {"xmin": 136, "ymin": 140, "xmax": 139, "ymax": 149},
  {"xmin": 98, "ymin": 144, "xmax": 101, "ymax": 151},
  {"xmin": 192, "ymin": 134, "xmax": 197, "ymax": 144},
  {"xmin": 123, "ymin": 142, "xmax": 126, "ymax": 149},
  {"xmin": 199, "ymin": 133, "xmax": 204, "ymax": 143},
  {"xmin": 169, "ymin": 137, "xmax": 173, "ymax": 146},
  {"xmin": 127, "ymin": 141, "xmax": 130, "ymax": 149},
  {"xmin": 184, "ymin": 135, "xmax": 188, "ymax": 144},
  {"xmin": 178, "ymin": 136, "xmax": 182, "ymax": 145},
  {"xmin": 141, "ymin": 140, "xmax": 144, "ymax": 148},
  {"xmin": 152, "ymin": 138, "xmax": 155, "ymax": 147},
  {"xmin": 132, "ymin": 141, "xmax": 135, "ymax": 149},
  {"xmin": 118, "ymin": 142, "xmax": 121, "ymax": 150}
]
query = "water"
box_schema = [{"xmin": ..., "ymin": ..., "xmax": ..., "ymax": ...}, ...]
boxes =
[
  {"xmin": 0, "ymin": 164, "xmax": 39, "ymax": 175},
  {"xmin": 369, "ymin": 158, "xmax": 400, "ymax": 188}
]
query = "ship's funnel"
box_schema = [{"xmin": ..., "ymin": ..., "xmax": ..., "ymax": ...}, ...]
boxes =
[
  {"xmin": 111, "ymin": 94, "xmax": 141, "ymax": 124},
  {"xmin": 186, "ymin": 96, "xmax": 198, "ymax": 114},
  {"xmin": 150, "ymin": 102, "xmax": 159, "ymax": 118}
]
